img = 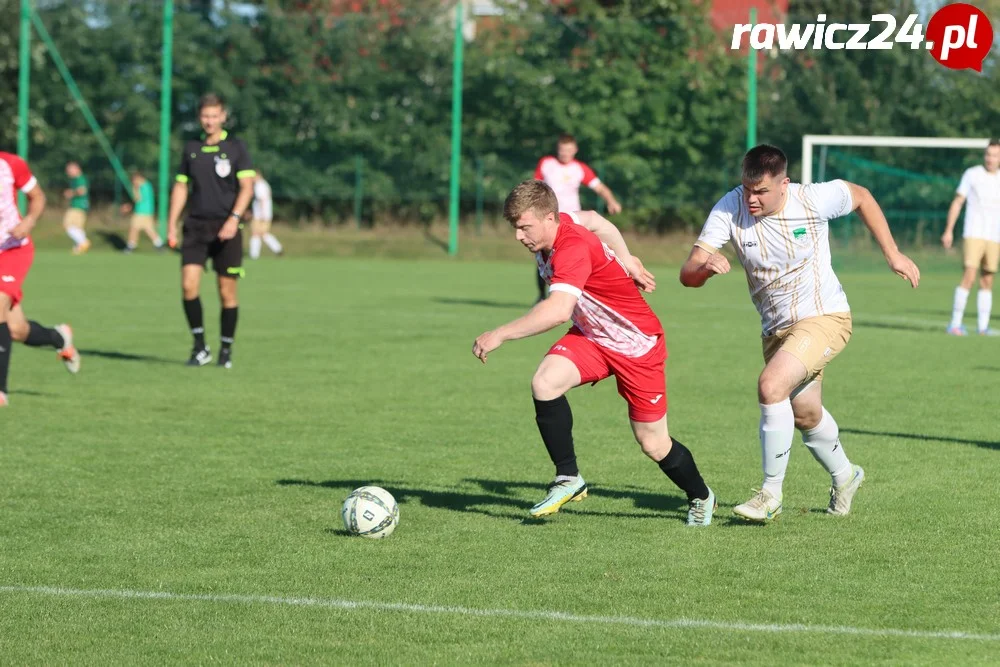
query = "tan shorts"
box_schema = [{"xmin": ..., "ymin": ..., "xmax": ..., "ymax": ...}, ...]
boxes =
[
  {"xmin": 762, "ymin": 313, "xmax": 853, "ymax": 386},
  {"xmin": 963, "ymin": 238, "xmax": 1000, "ymax": 274},
  {"xmin": 250, "ymin": 218, "xmax": 271, "ymax": 235},
  {"xmin": 63, "ymin": 208, "xmax": 87, "ymax": 228},
  {"xmin": 130, "ymin": 214, "xmax": 156, "ymax": 234}
]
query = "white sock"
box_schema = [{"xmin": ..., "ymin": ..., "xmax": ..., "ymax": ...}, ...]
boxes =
[
  {"xmin": 126, "ymin": 241, "xmax": 137, "ymax": 250},
  {"xmin": 66, "ymin": 227, "xmax": 87, "ymax": 246},
  {"xmin": 950, "ymin": 286, "xmax": 969, "ymax": 329},
  {"xmin": 249, "ymin": 236, "xmax": 262, "ymax": 259},
  {"xmin": 760, "ymin": 400, "xmax": 795, "ymax": 500},
  {"xmin": 977, "ymin": 290, "xmax": 992, "ymax": 333},
  {"xmin": 802, "ymin": 408, "xmax": 852, "ymax": 487},
  {"xmin": 263, "ymin": 233, "xmax": 283, "ymax": 254},
  {"xmin": 152, "ymin": 236, "xmax": 163, "ymax": 247}
]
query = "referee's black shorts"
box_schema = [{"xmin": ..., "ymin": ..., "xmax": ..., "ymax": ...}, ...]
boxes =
[{"xmin": 181, "ymin": 217, "xmax": 244, "ymax": 278}]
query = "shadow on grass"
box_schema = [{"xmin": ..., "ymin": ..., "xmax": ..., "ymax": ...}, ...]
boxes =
[
  {"xmin": 8, "ymin": 388, "xmax": 57, "ymax": 397},
  {"xmin": 842, "ymin": 427, "xmax": 1000, "ymax": 451},
  {"xmin": 95, "ymin": 230, "xmax": 128, "ymax": 251},
  {"xmin": 79, "ymin": 348, "xmax": 180, "ymax": 365},
  {"xmin": 423, "ymin": 229, "xmax": 449, "ymax": 253},
  {"xmin": 852, "ymin": 319, "xmax": 938, "ymax": 333},
  {"xmin": 276, "ymin": 477, "xmax": 728, "ymax": 524},
  {"xmin": 433, "ymin": 297, "xmax": 529, "ymax": 310}
]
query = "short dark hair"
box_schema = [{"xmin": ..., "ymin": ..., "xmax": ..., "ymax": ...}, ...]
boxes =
[
  {"xmin": 557, "ymin": 133, "xmax": 577, "ymax": 145},
  {"xmin": 742, "ymin": 144, "xmax": 788, "ymax": 183},
  {"xmin": 504, "ymin": 180, "xmax": 559, "ymax": 224},
  {"xmin": 198, "ymin": 93, "xmax": 225, "ymax": 112},
  {"xmin": 988, "ymin": 138, "xmax": 1000, "ymax": 149}
]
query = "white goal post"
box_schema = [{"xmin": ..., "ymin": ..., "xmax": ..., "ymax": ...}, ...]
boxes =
[{"xmin": 801, "ymin": 135, "xmax": 993, "ymax": 184}]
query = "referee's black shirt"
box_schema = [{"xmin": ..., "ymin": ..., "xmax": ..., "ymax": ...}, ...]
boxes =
[{"xmin": 176, "ymin": 130, "xmax": 255, "ymax": 223}]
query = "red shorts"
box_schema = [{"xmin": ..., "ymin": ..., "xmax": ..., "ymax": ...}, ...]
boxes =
[
  {"xmin": 547, "ymin": 329, "xmax": 668, "ymax": 422},
  {"xmin": 0, "ymin": 241, "xmax": 33, "ymax": 307}
]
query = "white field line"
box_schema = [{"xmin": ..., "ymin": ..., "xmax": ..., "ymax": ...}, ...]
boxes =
[{"xmin": 2, "ymin": 585, "xmax": 998, "ymax": 642}]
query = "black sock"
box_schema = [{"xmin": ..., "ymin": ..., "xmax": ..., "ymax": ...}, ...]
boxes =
[
  {"xmin": 657, "ymin": 438, "xmax": 710, "ymax": 501},
  {"xmin": 220, "ymin": 307, "xmax": 238, "ymax": 351},
  {"xmin": 184, "ymin": 298, "xmax": 205, "ymax": 348},
  {"xmin": 536, "ymin": 270, "xmax": 546, "ymax": 299},
  {"xmin": 24, "ymin": 321, "xmax": 65, "ymax": 349},
  {"xmin": 534, "ymin": 396, "xmax": 578, "ymax": 477},
  {"xmin": 0, "ymin": 323, "xmax": 12, "ymax": 394}
]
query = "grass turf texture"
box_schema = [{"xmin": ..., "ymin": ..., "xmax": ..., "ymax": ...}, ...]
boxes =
[{"xmin": 1, "ymin": 248, "xmax": 998, "ymax": 664}]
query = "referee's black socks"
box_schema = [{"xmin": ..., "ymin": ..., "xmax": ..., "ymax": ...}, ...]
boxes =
[
  {"xmin": 220, "ymin": 307, "xmax": 238, "ymax": 351},
  {"xmin": 184, "ymin": 298, "xmax": 205, "ymax": 348}
]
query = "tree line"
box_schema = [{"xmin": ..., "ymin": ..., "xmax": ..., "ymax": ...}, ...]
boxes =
[{"xmin": 1, "ymin": 0, "xmax": 996, "ymax": 230}]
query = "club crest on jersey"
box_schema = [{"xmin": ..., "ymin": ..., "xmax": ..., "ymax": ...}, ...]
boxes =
[{"xmin": 214, "ymin": 156, "xmax": 231, "ymax": 178}]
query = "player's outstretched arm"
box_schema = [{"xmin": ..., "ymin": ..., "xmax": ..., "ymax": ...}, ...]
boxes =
[
  {"xmin": 679, "ymin": 246, "xmax": 730, "ymax": 288},
  {"xmin": 941, "ymin": 194, "xmax": 965, "ymax": 249},
  {"xmin": 472, "ymin": 291, "xmax": 577, "ymax": 364},
  {"xmin": 593, "ymin": 183, "xmax": 621, "ymax": 215},
  {"xmin": 574, "ymin": 211, "xmax": 655, "ymax": 292},
  {"xmin": 846, "ymin": 182, "xmax": 920, "ymax": 288}
]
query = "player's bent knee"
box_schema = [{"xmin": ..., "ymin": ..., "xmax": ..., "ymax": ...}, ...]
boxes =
[
  {"xmin": 7, "ymin": 319, "xmax": 29, "ymax": 341},
  {"xmin": 636, "ymin": 434, "xmax": 671, "ymax": 461},
  {"xmin": 757, "ymin": 375, "xmax": 789, "ymax": 404},
  {"xmin": 794, "ymin": 411, "xmax": 821, "ymax": 431},
  {"xmin": 530, "ymin": 371, "xmax": 570, "ymax": 401}
]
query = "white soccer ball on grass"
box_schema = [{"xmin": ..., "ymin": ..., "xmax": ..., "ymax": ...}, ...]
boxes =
[{"xmin": 341, "ymin": 486, "xmax": 399, "ymax": 539}]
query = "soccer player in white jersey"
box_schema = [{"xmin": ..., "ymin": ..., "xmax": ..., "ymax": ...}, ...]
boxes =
[
  {"xmin": 249, "ymin": 171, "xmax": 283, "ymax": 259},
  {"xmin": 532, "ymin": 134, "xmax": 622, "ymax": 301},
  {"xmin": 941, "ymin": 139, "xmax": 1000, "ymax": 336},
  {"xmin": 473, "ymin": 180, "xmax": 717, "ymax": 526},
  {"xmin": 680, "ymin": 144, "xmax": 920, "ymax": 521}
]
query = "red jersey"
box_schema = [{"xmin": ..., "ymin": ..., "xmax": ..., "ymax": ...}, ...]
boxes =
[
  {"xmin": 536, "ymin": 212, "xmax": 663, "ymax": 357},
  {"xmin": 0, "ymin": 152, "xmax": 37, "ymax": 253}
]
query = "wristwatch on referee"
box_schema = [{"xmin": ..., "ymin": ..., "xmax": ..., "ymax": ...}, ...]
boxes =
[{"xmin": 229, "ymin": 212, "xmax": 241, "ymax": 222}]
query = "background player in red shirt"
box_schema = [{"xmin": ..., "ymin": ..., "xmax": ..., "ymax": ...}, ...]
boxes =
[
  {"xmin": 532, "ymin": 134, "xmax": 622, "ymax": 302},
  {"xmin": 472, "ymin": 180, "xmax": 716, "ymax": 526},
  {"xmin": 0, "ymin": 152, "xmax": 81, "ymax": 407}
]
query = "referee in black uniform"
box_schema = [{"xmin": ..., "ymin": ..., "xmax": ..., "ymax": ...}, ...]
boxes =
[{"xmin": 167, "ymin": 93, "xmax": 255, "ymax": 369}]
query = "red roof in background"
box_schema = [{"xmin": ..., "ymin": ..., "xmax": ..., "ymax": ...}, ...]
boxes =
[{"xmin": 710, "ymin": 0, "xmax": 788, "ymax": 29}]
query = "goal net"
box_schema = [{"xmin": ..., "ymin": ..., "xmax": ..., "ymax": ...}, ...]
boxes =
[{"xmin": 801, "ymin": 135, "xmax": 992, "ymax": 248}]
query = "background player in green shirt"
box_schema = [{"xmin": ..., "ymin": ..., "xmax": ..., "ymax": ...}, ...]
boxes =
[
  {"xmin": 63, "ymin": 162, "xmax": 90, "ymax": 255},
  {"xmin": 120, "ymin": 170, "xmax": 164, "ymax": 253}
]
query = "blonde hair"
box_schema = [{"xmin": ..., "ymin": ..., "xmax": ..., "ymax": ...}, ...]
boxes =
[{"xmin": 503, "ymin": 179, "xmax": 558, "ymax": 225}]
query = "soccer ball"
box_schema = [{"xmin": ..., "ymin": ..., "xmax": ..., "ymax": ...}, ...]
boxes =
[{"xmin": 341, "ymin": 486, "xmax": 399, "ymax": 539}]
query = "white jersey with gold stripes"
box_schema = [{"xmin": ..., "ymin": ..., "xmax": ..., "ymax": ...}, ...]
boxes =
[{"xmin": 696, "ymin": 180, "xmax": 854, "ymax": 335}]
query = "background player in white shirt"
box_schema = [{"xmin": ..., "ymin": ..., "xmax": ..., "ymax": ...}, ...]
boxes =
[
  {"xmin": 941, "ymin": 140, "xmax": 1000, "ymax": 336},
  {"xmin": 532, "ymin": 134, "xmax": 621, "ymax": 301},
  {"xmin": 680, "ymin": 144, "xmax": 920, "ymax": 522},
  {"xmin": 249, "ymin": 171, "xmax": 283, "ymax": 259}
]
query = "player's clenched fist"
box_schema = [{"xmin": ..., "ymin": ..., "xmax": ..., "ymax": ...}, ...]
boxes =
[
  {"xmin": 472, "ymin": 331, "xmax": 503, "ymax": 364},
  {"xmin": 703, "ymin": 253, "xmax": 731, "ymax": 276}
]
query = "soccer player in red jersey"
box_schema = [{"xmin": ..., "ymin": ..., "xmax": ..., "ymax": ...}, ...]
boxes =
[
  {"xmin": 0, "ymin": 152, "xmax": 81, "ymax": 406},
  {"xmin": 532, "ymin": 134, "xmax": 622, "ymax": 301},
  {"xmin": 473, "ymin": 180, "xmax": 715, "ymax": 525}
]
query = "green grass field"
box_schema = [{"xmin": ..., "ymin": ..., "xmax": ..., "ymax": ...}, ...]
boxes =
[{"xmin": 2, "ymin": 246, "xmax": 999, "ymax": 664}]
